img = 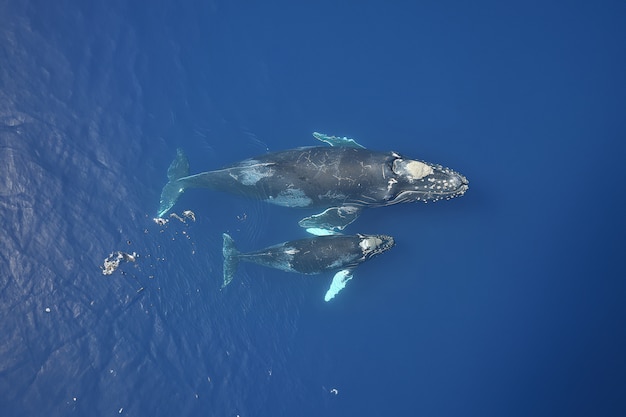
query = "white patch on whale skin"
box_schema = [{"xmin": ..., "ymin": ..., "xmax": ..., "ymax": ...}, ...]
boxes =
[
  {"xmin": 359, "ymin": 237, "xmax": 383, "ymax": 254},
  {"xmin": 266, "ymin": 188, "xmax": 313, "ymax": 207},
  {"xmin": 318, "ymin": 190, "xmax": 347, "ymax": 201},
  {"xmin": 328, "ymin": 254, "xmax": 356, "ymax": 269},
  {"xmin": 284, "ymin": 247, "xmax": 299, "ymax": 255},
  {"xmin": 392, "ymin": 159, "xmax": 434, "ymax": 181},
  {"xmin": 230, "ymin": 159, "xmax": 274, "ymax": 185},
  {"xmin": 273, "ymin": 246, "xmax": 299, "ymax": 271}
]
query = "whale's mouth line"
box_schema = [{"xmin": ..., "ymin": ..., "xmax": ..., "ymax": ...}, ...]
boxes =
[
  {"xmin": 365, "ymin": 246, "xmax": 393, "ymax": 258},
  {"xmin": 387, "ymin": 185, "xmax": 468, "ymax": 205}
]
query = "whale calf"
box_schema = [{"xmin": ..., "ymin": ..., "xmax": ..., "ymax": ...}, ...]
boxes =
[
  {"xmin": 222, "ymin": 232, "xmax": 395, "ymax": 301},
  {"xmin": 158, "ymin": 133, "xmax": 469, "ymax": 234}
]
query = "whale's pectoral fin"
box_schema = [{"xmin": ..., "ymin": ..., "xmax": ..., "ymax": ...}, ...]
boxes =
[
  {"xmin": 325, "ymin": 269, "xmax": 354, "ymax": 302},
  {"xmin": 157, "ymin": 149, "xmax": 190, "ymax": 218},
  {"xmin": 312, "ymin": 132, "xmax": 365, "ymax": 149},
  {"xmin": 298, "ymin": 206, "xmax": 362, "ymax": 236}
]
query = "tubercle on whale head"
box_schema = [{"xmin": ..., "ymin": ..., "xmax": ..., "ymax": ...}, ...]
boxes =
[{"xmin": 388, "ymin": 157, "xmax": 469, "ymax": 204}]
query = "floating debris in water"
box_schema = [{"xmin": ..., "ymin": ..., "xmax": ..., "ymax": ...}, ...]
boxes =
[
  {"xmin": 153, "ymin": 217, "xmax": 168, "ymax": 226},
  {"xmin": 101, "ymin": 251, "xmax": 138, "ymax": 275},
  {"xmin": 182, "ymin": 210, "xmax": 196, "ymax": 221},
  {"xmin": 169, "ymin": 213, "xmax": 185, "ymax": 222},
  {"xmin": 154, "ymin": 209, "xmax": 195, "ymax": 225}
]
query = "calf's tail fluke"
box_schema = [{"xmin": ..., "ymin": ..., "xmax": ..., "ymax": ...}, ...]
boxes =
[
  {"xmin": 157, "ymin": 148, "xmax": 190, "ymax": 217},
  {"xmin": 222, "ymin": 233, "xmax": 240, "ymax": 288}
]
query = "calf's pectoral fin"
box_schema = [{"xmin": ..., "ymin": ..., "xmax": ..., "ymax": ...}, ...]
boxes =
[
  {"xmin": 299, "ymin": 206, "xmax": 362, "ymax": 236},
  {"xmin": 324, "ymin": 269, "xmax": 354, "ymax": 302}
]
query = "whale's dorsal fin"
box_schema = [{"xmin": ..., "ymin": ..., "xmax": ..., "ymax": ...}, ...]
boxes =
[
  {"xmin": 324, "ymin": 269, "xmax": 354, "ymax": 302},
  {"xmin": 299, "ymin": 206, "xmax": 362, "ymax": 236},
  {"xmin": 313, "ymin": 132, "xmax": 365, "ymax": 149}
]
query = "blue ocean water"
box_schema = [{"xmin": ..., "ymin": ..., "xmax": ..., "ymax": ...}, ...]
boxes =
[{"xmin": 1, "ymin": 1, "xmax": 625, "ymax": 416}]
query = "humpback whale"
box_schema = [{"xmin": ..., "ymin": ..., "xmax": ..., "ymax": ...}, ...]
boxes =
[
  {"xmin": 158, "ymin": 132, "xmax": 469, "ymax": 234},
  {"xmin": 222, "ymin": 233, "xmax": 395, "ymax": 301}
]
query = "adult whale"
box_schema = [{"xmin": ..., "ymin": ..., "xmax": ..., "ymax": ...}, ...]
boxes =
[
  {"xmin": 158, "ymin": 133, "xmax": 469, "ymax": 234},
  {"xmin": 222, "ymin": 232, "xmax": 395, "ymax": 301}
]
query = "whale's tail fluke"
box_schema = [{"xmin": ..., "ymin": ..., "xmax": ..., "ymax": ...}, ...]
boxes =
[
  {"xmin": 157, "ymin": 148, "xmax": 190, "ymax": 217},
  {"xmin": 222, "ymin": 233, "xmax": 240, "ymax": 288}
]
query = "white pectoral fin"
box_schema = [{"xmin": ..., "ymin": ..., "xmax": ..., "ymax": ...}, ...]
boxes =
[
  {"xmin": 324, "ymin": 269, "xmax": 354, "ymax": 302},
  {"xmin": 299, "ymin": 206, "xmax": 361, "ymax": 235},
  {"xmin": 305, "ymin": 227, "xmax": 341, "ymax": 236}
]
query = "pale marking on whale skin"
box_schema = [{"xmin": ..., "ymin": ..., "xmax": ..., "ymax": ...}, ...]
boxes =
[
  {"xmin": 328, "ymin": 254, "xmax": 357, "ymax": 269},
  {"xmin": 359, "ymin": 237, "xmax": 384, "ymax": 255},
  {"xmin": 266, "ymin": 188, "xmax": 313, "ymax": 207},
  {"xmin": 284, "ymin": 247, "xmax": 299, "ymax": 256},
  {"xmin": 318, "ymin": 190, "xmax": 347, "ymax": 201},
  {"xmin": 386, "ymin": 178, "xmax": 397, "ymax": 192},
  {"xmin": 228, "ymin": 160, "xmax": 275, "ymax": 185},
  {"xmin": 393, "ymin": 159, "xmax": 434, "ymax": 181}
]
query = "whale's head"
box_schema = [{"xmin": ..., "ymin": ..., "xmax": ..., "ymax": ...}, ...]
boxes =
[
  {"xmin": 385, "ymin": 154, "xmax": 469, "ymax": 205},
  {"xmin": 357, "ymin": 234, "xmax": 395, "ymax": 259}
]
